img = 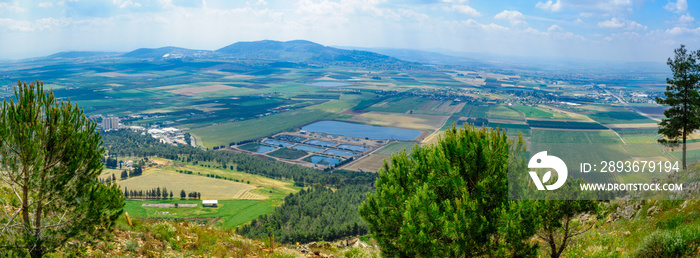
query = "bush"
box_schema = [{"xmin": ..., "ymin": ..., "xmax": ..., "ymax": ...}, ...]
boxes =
[{"xmin": 636, "ymin": 224, "xmax": 700, "ymax": 257}]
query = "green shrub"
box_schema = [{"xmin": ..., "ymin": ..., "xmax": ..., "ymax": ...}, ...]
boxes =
[
  {"xmin": 151, "ymin": 221, "xmax": 176, "ymax": 242},
  {"xmin": 635, "ymin": 224, "xmax": 700, "ymax": 258},
  {"xmin": 635, "ymin": 230, "xmax": 686, "ymax": 257}
]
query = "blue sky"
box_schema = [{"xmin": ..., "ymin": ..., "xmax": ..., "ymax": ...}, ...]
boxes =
[{"xmin": 0, "ymin": 0, "xmax": 698, "ymax": 62}]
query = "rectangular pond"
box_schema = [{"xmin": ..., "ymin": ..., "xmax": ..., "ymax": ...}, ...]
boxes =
[
  {"xmin": 308, "ymin": 156, "xmax": 341, "ymax": 166},
  {"xmin": 255, "ymin": 145, "xmax": 277, "ymax": 153},
  {"xmin": 324, "ymin": 149, "xmax": 356, "ymax": 156},
  {"xmin": 301, "ymin": 121, "xmax": 421, "ymax": 141},
  {"xmin": 263, "ymin": 139, "xmax": 293, "ymax": 147},
  {"xmin": 292, "ymin": 144, "xmax": 325, "ymax": 152},
  {"xmin": 337, "ymin": 144, "xmax": 369, "ymax": 152},
  {"xmin": 275, "ymin": 134, "xmax": 306, "ymax": 142},
  {"xmin": 305, "ymin": 139, "xmax": 337, "ymax": 147}
]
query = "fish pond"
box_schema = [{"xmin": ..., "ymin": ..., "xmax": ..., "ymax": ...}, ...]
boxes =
[
  {"xmin": 305, "ymin": 139, "xmax": 337, "ymax": 147},
  {"xmin": 263, "ymin": 139, "xmax": 293, "ymax": 147},
  {"xmin": 324, "ymin": 149, "xmax": 356, "ymax": 156},
  {"xmin": 337, "ymin": 144, "xmax": 369, "ymax": 152},
  {"xmin": 308, "ymin": 156, "xmax": 341, "ymax": 166},
  {"xmin": 301, "ymin": 121, "xmax": 421, "ymax": 141},
  {"xmin": 292, "ymin": 144, "xmax": 325, "ymax": 152}
]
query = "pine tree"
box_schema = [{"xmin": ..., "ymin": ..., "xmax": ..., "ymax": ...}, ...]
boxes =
[
  {"xmin": 180, "ymin": 189, "xmax": 186, "ymax": 199},
  {"xmin": 657, "ymin": 44, "xmax": 700, "ymax": 169},
  {"xmin": 0, "ymin": 81, "xmax": 124, "ymax": 257},
  {"xmin": 359, "ymin": 125, "xmax": 538, "ymax": 257}
]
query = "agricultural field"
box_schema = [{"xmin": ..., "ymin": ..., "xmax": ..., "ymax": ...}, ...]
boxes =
[
  {"xmin": 190, "ymin": 108, "xmax": 332, "ymax": 147},
  {"xmin": 613, "ymin": 128, "xmax": 660, "ymax": 143},
  {"xmin": 124, "ymin": 199, "xmax": 278, "ymax": 228},
  {"xmin": 587, "ymin": 110, "xmax": 657, "ymax": 124},
  {"xmin": 375, "ymin": 141, "xmax": 418, "ymax": 156},
  {"xmin": 487, "ymin": 105, "xmax": 524, "ymax": 121},
  {"xmin": 116, "ymin": 161, "xmax": 300, "ymax": 228},
  {"xmin": 117, "ymin": 170, "xmax": 256, "ymax": 200},
  {"xmin": 530, "ymin": 129, "xmax": 630, "ymax": 173},
  {"xmin": 345, "ymin": 111, "xmax": 447, "ymax": 131},
  {"xmin": 343, "ymin": 154, "xmax": 392, "ymax": 172}
]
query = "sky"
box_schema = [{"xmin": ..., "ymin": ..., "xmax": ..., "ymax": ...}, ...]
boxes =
[{"xmin": 0, "ymin": 0, "xmax": 698, "ymax": 62}]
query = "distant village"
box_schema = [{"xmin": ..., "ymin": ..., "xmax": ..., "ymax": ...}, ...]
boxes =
[{"xmin": 94, "ymin": 114, "xmax": 196, "ymax": 147}]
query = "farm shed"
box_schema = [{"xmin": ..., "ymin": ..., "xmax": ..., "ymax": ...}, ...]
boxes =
[{"xmin": 202, "ymin": 200, "xmax": 218, "ymax": 207}]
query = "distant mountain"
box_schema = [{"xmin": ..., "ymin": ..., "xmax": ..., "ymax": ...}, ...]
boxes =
[
  {"xmin": 46, "ymin": 51, "xmax": 121, "ymax": 59},
  {"xmin": 37, "ymin": 40, "xmax": 426, "ymax": 70},
  {"xmin": 216, "ymin": 40, "xmax": 424, "ymax": 69},
  {"xmin": 334, "ymin": 46, "xmax": 494, "ymax": 68},
  {"xmin": 122, "ymin": 47, "xmax": 214, "ymax": 59}
]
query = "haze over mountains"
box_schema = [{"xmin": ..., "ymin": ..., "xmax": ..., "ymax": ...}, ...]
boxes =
[
  {"xmin": 41, "ymin": 40, "xmax": 423, "ymax": 70},
  {"xmin": 19, "ymin": 39, "xmax": 668, "ymax": 78}
]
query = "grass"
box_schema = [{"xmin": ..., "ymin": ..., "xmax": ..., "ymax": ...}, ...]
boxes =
[
  {"xmin": 267, "ymin": 148, "xmax": 309, "ymax": 160},
  {"xmin": 672, "ymin": 149, "xmax": 700, "ymax": 164},
  {"xmin": 510, "ymin": 105, "xmax": 554, "ymax": 119},
  {"xmin": 531, "ymin": 129, "xmax": 630, "ymax": 172},
  {"xmin": 124, "ymin": 199, "xmax": 278, "ymax": 228},
  {"xmin": 117, "ymin": 170, "xmax": 254, "ymax": 200},
  {"xmin": 191, "ymin": 108, "xmax": 333, "ymax": 148},
  {"xmin": 487, "ymin": 105, "xmax": 524, "ymax": 121},
  {"xmin": 614, "ymin": 128, "xmax": 660, "ymax": 144},
  {"xmin": 588, "ymin": 111, "xmax": 657, "ymax": 124},
  {"xmin": 375, "ymin": 142, "xmax": 418, "ymax": 155},
  {"xmin": 161, "ymin": 163, "xmax": 298, "ymax": 196},
  {"xmin": 366, "ymin": 97, "xmax": 430, "ymax": 113}
]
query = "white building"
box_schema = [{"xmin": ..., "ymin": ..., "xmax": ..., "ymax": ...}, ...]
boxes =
[
  {"xmin": 202, "ymin": 200, "xmax": 218, "ymax": 207},
  {"xmin": 102, "ymin": 115, "xmax": 120, "ymax": 131}
]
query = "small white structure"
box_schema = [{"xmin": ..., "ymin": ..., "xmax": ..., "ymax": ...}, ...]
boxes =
[{"xmin": 202, "ymin": 200, "xmax": 218, "ymax": 207}]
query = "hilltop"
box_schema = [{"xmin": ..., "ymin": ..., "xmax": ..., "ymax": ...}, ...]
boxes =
[{"xmin": 116, "ymin": 40, "xmax": 423, "ymax": 70}]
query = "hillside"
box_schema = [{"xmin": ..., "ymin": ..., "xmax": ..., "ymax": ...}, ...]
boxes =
[
  {"xmin": 216, "ymin": 40, "xmax": 421, "ymax": 69},
  {"xmin": 122, "ymin": 46, "xmax": 215, "ymax": 59}
]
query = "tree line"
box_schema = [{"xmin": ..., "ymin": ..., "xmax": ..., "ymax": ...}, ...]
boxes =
[
  {"xmin": 121, "ymin": 187, "xmax": 202, "ymax": 200},
  {"xmin": 236, "ymin": 184, "xmax": 372, "ymax": 244}
]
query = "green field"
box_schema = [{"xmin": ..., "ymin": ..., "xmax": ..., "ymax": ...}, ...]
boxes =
[
  {"xmin": 487, "ymin": 105, "xmax": 525, "ymax": 121},
  {"xmin": 375, "ymin": 142, "xmax": 418, "ymax": 156},
  {"xmin": 614, "ymin": 128, "xmax": 660, "ymax": 143},
  {"xmin": 191, "ymin": 108, "xmax": 332, "ymax": 148},
  {"xmin": 124, "ymin": 199, "xmax": 277, "ymax": 228},
  {"xmin": 531, "ymin": 129, "xmax": 622, "ymax": 144},
  {"xmin": 531, "ymin": 129, "xmax": 630, "ymax": 172},
  {"xmin": 510, "ymin": 105, "xmax": 554, "ymax": 118},
  {"xmin": 365, "ymin": 97, "xmax": 430, "ymax": 113},
  {"xmin": 588, "ymin": 111, "xmax": 656, "ymax": 124}
]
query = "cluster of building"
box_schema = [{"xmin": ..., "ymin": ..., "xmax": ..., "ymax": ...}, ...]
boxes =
[
  {"xmin": 101, "ymin": 115, "xmax": 121, "ymax": 131},
  {"xmin": 146, "ymin": 127, "xmax": 189, "ymax": 146}
]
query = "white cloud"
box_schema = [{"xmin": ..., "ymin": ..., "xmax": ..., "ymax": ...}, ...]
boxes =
[
  {"xmin": 450, "ymin": 4, "xmax": 480, "ymax": 17},
  {"xmin": 0, "ymin": 17, "xmax": 65, "ymax": 32},
  {"xmin": 679, "ymin": 14, "xmax": 694, "ymax": 23},
  {"xmin": 459, "ymin": 19, "xmax": 508, "ymax": 31},
  {"xmin": 0, "ymin": 2, "xmax": 27, "ymax": 13},
  {"xmin": 598, "ymin": 17, "xmax": 646, "ymax": 30},
  {"xmin": 494, "ymin": 10, "xmax": 526, "ymax": 26},
  {"xmin": 536, "ymin": 0, "xmax": 561, "ymax": 12},
  {"xmin": 38, "ymin": 2, "xmax": 53, "ymax": 8},
  {"xmin": 664, "ymin": 0, "xmax": 687, "ymax": 13},
  {"xmin": 666, "ymin": 26, "xmax": 700, "ymax": 35},
  {"xmin": 442, "ymin": 0, "xmax": 469, "ymax": 3},
  {"xmin": 113, "ymin": 0, "xmax": 142, "ymax": 9}
]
